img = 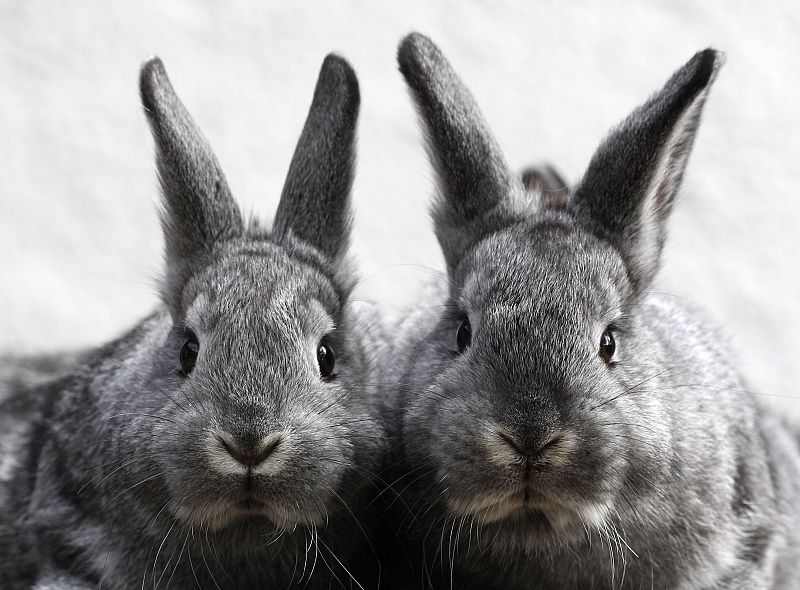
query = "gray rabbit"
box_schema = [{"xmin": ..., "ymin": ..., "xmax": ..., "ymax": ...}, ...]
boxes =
[
  {"xmin": 385, "ymin": 33, "xmax": 800, "ymax": 589},
  {"xmin": 0, "ymin": 54, "xmax": 388, "ymax": 589}
]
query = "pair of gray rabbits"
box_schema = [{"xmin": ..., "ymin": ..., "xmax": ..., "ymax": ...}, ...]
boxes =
[{"xmin": 1, "ymin": 32, "xmax": 798, "ymax": 590}]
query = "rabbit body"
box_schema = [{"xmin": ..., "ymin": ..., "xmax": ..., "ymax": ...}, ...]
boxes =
[
  {"xmin": 390, "ymin": 274, "xmax": 800, "ymax": 589},
  {"xmin": 386, "ymin": 33, "xmax": 800, "ymax": 589},
  {"xmin": 0, "ymin": 54, "xmax": 388, "ymax": 589},
  {"xmin": 2, "ymin": 302, "xmax": 386, "ymax": 589}
]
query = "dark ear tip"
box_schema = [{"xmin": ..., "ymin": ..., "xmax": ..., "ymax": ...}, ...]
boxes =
[
  {"xmin": 397, "ymin": 32, "xmax": 440, "ymax": 80},
  {"xmin": 688, "ymin": 48, "xmax": 725, "ymax": 88},
  {"xmin": 139, "ymin": 56, "xmax": 171, "ymax": 113},
  {"xmin": 697, "ymin": 48, "xmax": 725, "ymax": 68},
  {"xmin": 318, "ymin": 53, "xmax": 360, "ymax": 109},
  {"xmin": 398, "ymin": 31, "xmax": 434, "ymax": 58}
]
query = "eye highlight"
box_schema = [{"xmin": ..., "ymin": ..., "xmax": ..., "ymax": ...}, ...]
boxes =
[
  {"xmin": 599, "ymin": 328, "xmax": 616, "ymax": 364},
  {"xmin": 456, "ymin": 319, "xmax": 472, "ymax": 353},
  {"xmin": 179, "ymin": 330, "xmax": 199, "ymax": 375},
  {"xmin": 317, "ymin": 340, "xmax": 335, "ymax": 379}
]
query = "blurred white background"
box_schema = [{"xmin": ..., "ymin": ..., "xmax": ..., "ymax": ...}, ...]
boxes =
[{"xmin": 1, "ymin": 1, "xmax": 798, "ymax": 414}]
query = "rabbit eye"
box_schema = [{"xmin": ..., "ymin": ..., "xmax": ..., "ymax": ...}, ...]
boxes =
[
  {"xmin": 180, "ymin": 331, "xmax": 199, "ymax": 375},
  {"xmin": 317, "ymin": 341, "xmax": 335, "ymax": 379},
  {"xmin": 456, "ymin": 319, "xmax": 472, "ymax": 353},
  {"xmin": 599, "ymin": 328, "xmax": 615, "ymax": 363}
]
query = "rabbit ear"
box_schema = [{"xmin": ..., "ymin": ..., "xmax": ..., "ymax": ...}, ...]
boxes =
[
  {"xmin": 571, "ymin": 49, "xmax": 723, "ymax": 292},
  {"xmin": 140, "ymin": 58, "xmax": 243, "ymax": 309},
  {"xmin": 398, "ymin": 33, "xmax": 522, "ymax": 272},
  {"xmin": 272, "ymin": 54, "xmax": 360, "ymax": 263}
]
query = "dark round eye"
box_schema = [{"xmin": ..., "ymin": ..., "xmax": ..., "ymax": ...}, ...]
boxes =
[
  {"xmin": 456, "ymin": 319, "xmax": 472, "ymax": 353},
  {"xmin": 179, "ymin": 332, "xmax": 199, "ymax": 375},
  {"xmin": 599, "ymin": 328, "xmax": 616, "ymax": 364},
  {"xmin": 317, "ymin": 341, "xmax": 335, "ymax": 379}
]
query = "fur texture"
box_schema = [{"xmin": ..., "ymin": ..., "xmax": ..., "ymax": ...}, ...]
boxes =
[
  {"xmin": 385, "ymin": 32, "xmax": 800, "ymax": 589},
  {"xmin": 0, "ymin": 54, "xmax": 389, "ymax": 589}
]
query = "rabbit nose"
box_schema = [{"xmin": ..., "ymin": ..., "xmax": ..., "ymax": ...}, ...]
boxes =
[
  {"xmin": 217, "ymin": 431, "xmax": 282, "ymax": 467},
  {"xmin": 498, "ymin": 429, "xmax": 563, "ymax": 460}
]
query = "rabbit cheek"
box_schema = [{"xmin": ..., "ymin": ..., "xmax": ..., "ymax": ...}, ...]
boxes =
[
  {"xmin": 556, "ymin": 413, "xmax": 639, "ymax": 519},
  {"xmin": 581, "ymin": 378, "xmax": 673, "ymax": 497},
  {"xmin": 411, "ymin": 401, "xmax": 517, "ymax": 520}
]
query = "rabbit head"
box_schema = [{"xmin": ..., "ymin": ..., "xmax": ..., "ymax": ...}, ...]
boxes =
[
  {"xmin": 125, "ymin": 55, "xmax": 384, "ymax": 534},
  {"xmin": 395, "ymin": 32, "xmax": 722, "ymax": 548}
]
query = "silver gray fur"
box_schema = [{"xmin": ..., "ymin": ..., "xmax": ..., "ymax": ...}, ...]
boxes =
[
  {"xmin": 385, "ymin": 32, "xmax": 800, "ymax": 589},
  {"xmin": 0, "ymin": 54, "xmax": 389, "ymax": 589}
]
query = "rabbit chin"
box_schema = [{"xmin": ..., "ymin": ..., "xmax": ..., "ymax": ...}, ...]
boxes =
[
  {"xmin": 172, "ymin": 497, "xmax": 326, "ymax": 532},
  {"xmin": 448, "ymin": 490, "xmax": 611, "ymax": 537}
]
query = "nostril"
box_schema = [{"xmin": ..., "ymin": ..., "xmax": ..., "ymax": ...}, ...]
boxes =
[
  {"xmin": 498, "ymin": 430, "xmax": 564, "ymax": 459},
  {"xmin": 538, "ymin": 434, "xmax": 564, "ymax": 455},
  {"xmin": 218, "ymin": 432, "xmax": 282, "ymax": 467},
  {"xmin": 499, "ymin": 431, "xmax": 526, "ymax": 456}
]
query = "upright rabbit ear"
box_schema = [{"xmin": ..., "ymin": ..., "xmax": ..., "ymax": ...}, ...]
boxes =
[
  {"xmin": 272, "ymin": 54, "xmax": 360, "ymax": 264},
  {"xmin": 140, "ymin": 58, "xmax": 243, "ymax": 310},
  {"xmin": 398, "ymin": 33, "xmax": 523, "ymax": 273},
  {"xmin": 571, "ymin": 49, "xmax": 724, "ymax": 292}
]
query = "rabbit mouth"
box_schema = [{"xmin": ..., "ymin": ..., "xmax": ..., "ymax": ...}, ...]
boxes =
[
  {"xmin": 234, "ymin": 497, "xmax": 266, "ymax": 510},
  {"xmin": 448, "ymin": 489, "xmax": 532, "ymax": 523},
  {"xmin": 173, "ymin": 495, "xmax": 327, "ymax": 531},
  {"xmin": 499, "ymin": 496, "xmax": 614, "ymax": 540},
  {"xmin": 453, "ymin": 494, "xmax": 561, "ymax": 534},
  {"xmin": 451, "ymin": 487, "xmax": 599, "ymax": 534}
]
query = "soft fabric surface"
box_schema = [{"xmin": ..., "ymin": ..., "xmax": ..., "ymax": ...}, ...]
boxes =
[{"xmin": 1, "ymin": 1, "xmax": 798, "ymax": 414}]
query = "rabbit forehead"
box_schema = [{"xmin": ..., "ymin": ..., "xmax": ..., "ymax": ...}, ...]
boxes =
[
  {"xmin": 456, "ymin": 223, "xmax": 629, "ymax": 323},
  {"xmin": 186, "ymin": 286, "xmax": 333, "ymax": 347},
  {"xmin": 182, "ymin": 242, "xmax": 340, "ymax": 333}
]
